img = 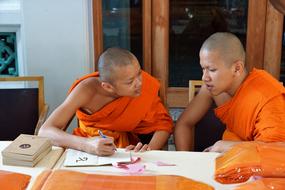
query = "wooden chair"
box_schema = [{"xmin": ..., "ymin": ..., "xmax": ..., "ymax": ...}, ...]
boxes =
[
  {"xmin": 0, "ymin": 76, "xmax": 49, "ymax": 140},
  {"xmin": 189, "ymin": 80, "xmax": 225, "ymax": 151}
]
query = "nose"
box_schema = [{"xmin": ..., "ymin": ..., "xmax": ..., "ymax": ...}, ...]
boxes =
[{"xmin": 202, "ymin": 70, "xmax": 210, "ymax": 82}]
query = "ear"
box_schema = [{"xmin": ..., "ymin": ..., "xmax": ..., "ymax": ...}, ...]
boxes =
[
  {"xmin": 232, "ymin": 60, "xmax": 244, "ymax": 76},
  {"xmin": 101, "ymin": 82, "xmax": 115, "ymax": 93}
]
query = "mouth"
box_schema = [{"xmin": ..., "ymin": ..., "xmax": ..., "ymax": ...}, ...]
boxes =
[{"xmin": 206, "ymin": 84, "xmax": 214, "ymax": 91}]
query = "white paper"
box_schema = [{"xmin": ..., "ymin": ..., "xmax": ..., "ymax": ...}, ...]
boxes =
[{"xmin": 64, "ymin": 148, "xmax": 131, "ymax": 167}]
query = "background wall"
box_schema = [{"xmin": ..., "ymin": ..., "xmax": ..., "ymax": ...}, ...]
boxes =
[{"xmin": 21, "ymin": 0, "xmax": 94, "ymax": 131}]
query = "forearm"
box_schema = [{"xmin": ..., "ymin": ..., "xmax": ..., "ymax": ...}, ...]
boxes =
[
  {"xmin": 38, "ymin": 126, "xmax": 87, "ymax": 151},
  {"xmin": 174, "ymin": 124, "xmax": 194, "ymax": 151},
  {"xmin": 148, "ymin": 130, "xmax": 170, "ymax": 150}
]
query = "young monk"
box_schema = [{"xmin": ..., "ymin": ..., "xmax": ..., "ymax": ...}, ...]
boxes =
[
  {"xmin": 174, "ymin": 32, "xmax": 285, "ymax": 153},
  {"xmin": 39, "ymin": 47, "xmax": 173, "ymax": 156}
]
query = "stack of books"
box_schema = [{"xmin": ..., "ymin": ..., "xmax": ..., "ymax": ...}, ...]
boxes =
[{"xmin": 1, "ymin": 134, "xmax": 52, "ymax": 167}]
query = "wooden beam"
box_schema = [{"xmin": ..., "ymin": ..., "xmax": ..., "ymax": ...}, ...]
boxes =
[
  {"xmin": 93, "ymin": 0, "xmax": 103, "ymax": 70},
  {"xmin": 143, "ymin": 0, "xmax": 152, "ymax": 74},
  {"xmin": 0, "ymin": 76, "xmax": 45, "ymax": 116},
  {"xmin": 152, "ymin": 0, "xmax": 169, "ymax": 105},
  {"xmin": 264, "ymin": 0, "xmax": 284, "ymax": 79},
  {"xmin": 167, "ymin": 87, "xmax": 188, "ymax": 108},
  {"xmin": 246, "ymin": 0, "xmax": 267, "ymax": 71}
]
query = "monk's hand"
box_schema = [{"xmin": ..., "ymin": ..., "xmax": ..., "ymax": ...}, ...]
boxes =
[
  {"xmin": 125, "ymin": 142, "xmax": 151, "ymax": 152},
  {"xmin": 86, "ymin": 136, "xmax": 116, "ymax": 156},
  {"xmin": 203, "ymin": 140, "xmax": 241, "ymax": 153}
]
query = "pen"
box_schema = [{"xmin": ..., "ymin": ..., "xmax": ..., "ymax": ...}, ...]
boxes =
[
  {"xmin": 98, "ymin": 130, "xmax": 107, "ymax": 138},
  {"xmin": 98, "ymin": 130, "xmax": 117, "ymax": 151}
]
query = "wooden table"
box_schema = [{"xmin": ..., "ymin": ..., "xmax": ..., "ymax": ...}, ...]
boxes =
[
  {"xmin": 54, "ymin": 149, "xmax": 239, "ymax": 190},
  {"xmin": 0, "ymin": 141, "xmax": 64, "ymax": 190}
]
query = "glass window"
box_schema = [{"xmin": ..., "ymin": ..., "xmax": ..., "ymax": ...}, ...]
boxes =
[
  {"xmin": 0, "ymin": 32, "xmax": 18, "ymax": 76},
  {"xmin": 102, "ymin": 0, "xmax": 143, "ymax": 66},
  {"xmin": 169, "ymin": 0, "xmax": 248, "ymax": 87}
]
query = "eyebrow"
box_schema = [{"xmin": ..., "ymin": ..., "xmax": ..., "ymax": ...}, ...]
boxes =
[{"xmin": 126, "ymin": 69, "xmax": 141, "ymax": 81}]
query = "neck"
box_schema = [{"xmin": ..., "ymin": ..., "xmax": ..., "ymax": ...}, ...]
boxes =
[{"xmin": 228, "ymin": 70, "xmax": 248, "ymax": 97}]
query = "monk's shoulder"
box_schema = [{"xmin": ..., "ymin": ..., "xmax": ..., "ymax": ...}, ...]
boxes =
[{"xmin": 72, "ymin": 77, "xmax": 99, "ymax": 97}]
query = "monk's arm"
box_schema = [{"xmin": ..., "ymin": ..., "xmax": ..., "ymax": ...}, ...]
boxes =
[
  {"xmin": 148, "ymin": 130, "xmax": 170, "ymax": 150},
  {"xmin": 142, "ymin": 95, "xmax": 173, "ymax": 150},
  {"xmin": 174, "ymin": 85, "xmax": 213, "ymax": 151},
  {"xmin": 206, "ymin": 95, "xmax": 285, "ymax": 153},
  {"xmin": 254, "ymin": 94, "xmax": 285, "ymax": 142},
  {"xmin": 39, "ymin": 84, "xmax": 116, "ymax": 156}
]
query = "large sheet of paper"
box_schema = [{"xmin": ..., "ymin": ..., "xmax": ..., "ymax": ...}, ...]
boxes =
[{"xmin": 64, "ymin": 148, "xmax": 132, "ymax": 167}]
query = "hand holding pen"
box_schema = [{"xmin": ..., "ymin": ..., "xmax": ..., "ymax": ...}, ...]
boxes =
[{"xmin": 98, "ymin": 130, "xmax": 117, "ymax": 152}]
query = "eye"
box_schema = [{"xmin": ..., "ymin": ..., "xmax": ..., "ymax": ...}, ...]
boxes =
[
  {"xmin": 209, "ymin": 68, "xmax": 217, "ymax": 72},
  {"xmin": 126, "ymin": 80, "xmax": 133, "ymax": 85}
]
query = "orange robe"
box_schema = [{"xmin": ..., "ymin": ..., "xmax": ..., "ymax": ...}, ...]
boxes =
[
  {"xmin": 215, "ymin": 68, "xmax": 285, "ymax": 142},
  {"xmin": 235, "ymin": 178, "xmax": 285, "ymax": 190},
  {"xmin": 215, "ymin": 142, "xmax": 285, "ymax": 184},
  {"xmin": 0, "ymin": 170, "xmax": 31, "ymax": 190},
  {"xmin": 31, "ymin": 169, "xmax": 214, "ymax": 190},
  {"xmin": 70, "ymin": 71, "xmax": 173, "ymax": 147}
]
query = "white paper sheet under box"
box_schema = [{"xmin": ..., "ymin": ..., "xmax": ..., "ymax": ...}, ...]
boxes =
[{"xmin": 64, "ymin": 148, "xmax": 132, "ymax": 167}]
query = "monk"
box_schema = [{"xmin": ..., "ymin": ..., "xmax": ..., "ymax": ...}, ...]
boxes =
[
  {"xmin": 174, "ymin": 32, "xmax": 285, "ymax": 153},
  {"xmin": 39, "ymin": 48, "xmax": 173, "ymax": 156}
]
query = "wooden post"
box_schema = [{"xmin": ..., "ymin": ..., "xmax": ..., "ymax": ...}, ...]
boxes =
[
  {"xmin": 143, "ymin": 0, "xmax": 152, "ymax": 74},
  {"xmin": 152, "ymin": 0, "xmax": 169, "ymax": 106},
  {"xmin": 246, "ymin": 0, "xmax": 267, "ymax": 71},
  {"xmin": 264, "ymin": 0, "xmax": 284, "ymax": 79},
  {"xmin": 93, "ymin": 0, "xmax": 103, "ymax": 70}
]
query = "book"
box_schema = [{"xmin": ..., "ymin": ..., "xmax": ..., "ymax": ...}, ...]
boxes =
[
  {"xmin": 2, "ymin": 134, "xmax": 51, "ymax": 161},
  {"xmin": 1, "ymin": 134, "xmax": 52, "ymax": 167},
  {"xmin": 64, "ymin": 148, "xmax": 132, "ymax": 167},
  {"xmin": 2, "ymin": 146, "xmax": 51, "ymax": 167}
]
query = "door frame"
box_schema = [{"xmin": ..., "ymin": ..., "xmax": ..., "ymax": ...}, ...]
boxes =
[{"xmin": 93, "ymin": 0, "xmax": 284, "ymax": 108}]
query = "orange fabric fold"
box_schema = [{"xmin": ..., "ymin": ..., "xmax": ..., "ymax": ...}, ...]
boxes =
[
  {"xmin": 70, "ymin": 71, "xmax": 173, "ymax": 147},
  {"xmin": 215, "ymin": 69, "xmax": 285, "ymax": 142},
  {"xmin": 215, "ymin": 142, "xmax": 285, "ymax": 184},
  {"xmin": 0, "ymin": 170, "xmax": 31, "ymax": 190},
  {"xmin": 31, "ymin": 169, "xmax": 214, "ymax": 190},
  {"xmin": 234, "ymin": 178, "xmax": 285, "ymax": 190},
  {"xmin": 31, "ymin": 170, "xmax": 52, "ymax": 190}
]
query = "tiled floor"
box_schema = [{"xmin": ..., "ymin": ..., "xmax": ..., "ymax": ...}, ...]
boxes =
[{"xmin": 167, "ymin": 108, "xmax": 185, "ymax": 151}]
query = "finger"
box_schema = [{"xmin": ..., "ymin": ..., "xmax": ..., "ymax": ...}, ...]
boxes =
[
  {"xmin": 146, "ymin": 146, "xmax": 151, "ymax": 151},
  {"xmin": 125, "ymin": 145, "xmax": 135, "ymax": 151},
  {"xmin": 203, "ymin": 146, "xmax": 212, "ymax": 152},
  {"xmin": 100, "ymin": 138, "xmax": 114, "ymax": 144},
  {"xmin": 96, "ymin": 145, "xmax": 116, "ymax": 156},
  {"xmin": 100, "ymin": 149, "xmax": 116, "ymax": 156},
  {"xmin": 139, "ymin": 144, "xmax": 149, "ymax": 152},
  {"xmin": 133, "ymin": 142, "xmax": 143, "ymax": 152}
]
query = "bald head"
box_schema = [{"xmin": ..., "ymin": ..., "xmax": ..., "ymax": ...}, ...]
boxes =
[
  {"xmin": 98, "ymin": 47, "xmax": 138, "ymax": 83},
  {"xmin": 200, "ymin": 32, "xmax": 245, "ymax": 67},
  {"xmin": 270, "ymin": 0, "xmax": 285, "ymax": 14}
]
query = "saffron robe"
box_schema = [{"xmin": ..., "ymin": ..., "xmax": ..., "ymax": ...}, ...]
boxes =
[
  {"xmin": 235, "ymin": 178, "xmax": 285, "ymax": 190},
  {"xmin": 70, "ymin": 71, "xmax": 173, "ymax": 147},
  {"xmin": 31, "ymin": 170, "xmax": 214, "ymax": 190},
  {"xmin": 215, "ymin": 142, "xmax": 285, "ymax": 184},
  {"xmin": 0, "ymin": 170, "xmax": 31, "ymax": 190},
  {"xmin": 215, "ymin": 69, "xmax": 285, "ymax": 142}
]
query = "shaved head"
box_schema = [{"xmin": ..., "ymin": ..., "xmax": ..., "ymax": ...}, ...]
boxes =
[
  {"xmin": 98, "ymin": 47, "xmax": 138, "ymax": 83},
  {"xmin": 200, "ymin": 32, "xmax": 245, "ymax": 67}
]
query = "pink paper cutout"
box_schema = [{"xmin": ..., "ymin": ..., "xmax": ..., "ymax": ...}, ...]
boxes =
[
  {"xmin": 154, "ymin": 161, "xmax": 176, "ymax": 166},
  {"xmin": 112, "ymin": 157, "xmax": 145, "ymax": 174},
  {"xmin": 125, "ymin": 163, "xmax": 146, "ymax": 174}
]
